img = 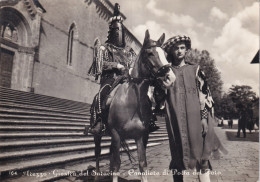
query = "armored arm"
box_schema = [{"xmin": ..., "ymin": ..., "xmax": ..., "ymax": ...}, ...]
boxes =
[{"xmin": 101, "ymin": 46, "xmax": 126, "ymax": 71}]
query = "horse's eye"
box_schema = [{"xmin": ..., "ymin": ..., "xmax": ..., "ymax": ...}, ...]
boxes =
[{"xmin": 145, "ymin": 50, "xmax": 154, "ymax": 56}]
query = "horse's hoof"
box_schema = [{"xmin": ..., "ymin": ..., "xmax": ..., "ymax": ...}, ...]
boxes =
[{"xmin": 94, "ymin": 175, "xmax": 100, "ymax": 182}]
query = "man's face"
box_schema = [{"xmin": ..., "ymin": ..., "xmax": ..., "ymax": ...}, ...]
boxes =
[{"xmin": 170, "ymin": 42, "xmax": 187, "ymax": 61}]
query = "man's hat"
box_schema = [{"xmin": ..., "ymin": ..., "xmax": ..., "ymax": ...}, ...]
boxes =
[{"xmin": 162, "ymin": 35, "xmax": 191, "ymax": 53}]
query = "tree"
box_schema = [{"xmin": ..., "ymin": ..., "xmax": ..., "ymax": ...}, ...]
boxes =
[
  {"xmin": 186, "ymin": 49, "xmax": 223, "ymax": 117},
  {"xmin": 226, "ymin": 85, "xmax": 258, "ymax": 131},
  {"xmin": 228, "ymin": 85, "xmax": 257, "ymax": 113},
  {"xmin": 228, "ymin": 85, "xmax": 257, "ymax": 116},
  {"xmin": 220, "ymin": 93, "xmax": 238, "ymax": 119},
  {"xmin": 218, "ymin": 85, "xmax": 258, "ymax": 121},
  {"xmin": 252, "ymin": 97, "xmax": 259, "ymax": 127}
]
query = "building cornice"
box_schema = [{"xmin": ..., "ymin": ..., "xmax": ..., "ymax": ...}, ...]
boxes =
[
  {"xmin": 0, "ymin": 38, "xmax": 35, "ymax": 54},
  {"xmin": 23, "ymin": 0, "xmax": 38, "ymax": 19},
  {"xmin": 84, "ymin": 0, "xmax": 141, "ymax": 49},
  {"xmin": 33, "ymin": 0, "xmax": 46, "ymax": 13},
  {"xmin": 85, "ymin": 0, "xmax": 126, "ymax": 22},
  {"xmin": 124, "ymin": 25, "xmax": 142, "ymax": 49},
  {"xmin": 0, "ymin": 0, "xmax": 19, "ymax": 7}
]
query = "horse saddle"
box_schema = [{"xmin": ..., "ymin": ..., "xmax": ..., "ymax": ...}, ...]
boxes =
[
  {"xmin": 102, "ymin": 75, "xmax": 127, "ymax": 110},
  {"xmin": 104, "ymin": 84, "xmax": 120, "ymax": 110}
]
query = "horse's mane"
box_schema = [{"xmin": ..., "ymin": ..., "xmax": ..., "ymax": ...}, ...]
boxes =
[
  {"xmin": 129, "ymin": 48, "xmax": 142, "ymax": 79},
  {"xmin": 130, "ymin": 37, "xmax": 159, "ymax": 79}
]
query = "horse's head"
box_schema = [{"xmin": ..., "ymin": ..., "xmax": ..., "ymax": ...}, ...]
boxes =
[{"xmin": 131, "ymin": 30, "xmax": 175, "ymax": 88}]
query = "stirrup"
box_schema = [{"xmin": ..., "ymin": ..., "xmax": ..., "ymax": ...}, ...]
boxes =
[{"xmin": 88, "ymin": 118, "xmax": 105, "ymax": 135}]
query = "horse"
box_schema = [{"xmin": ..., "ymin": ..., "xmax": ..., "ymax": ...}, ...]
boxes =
[{"xmin": 90, "ymin": 30, "xmax": 176, "ymax": 182}]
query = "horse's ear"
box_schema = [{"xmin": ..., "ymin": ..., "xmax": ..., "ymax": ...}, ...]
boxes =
[
  {"xmin": 157, "ymin": 33, "xmax": 165, "ymax": 46},
  {"xmin": 143, "ymin": 30, "xmax": 150, "ymax": 45}
]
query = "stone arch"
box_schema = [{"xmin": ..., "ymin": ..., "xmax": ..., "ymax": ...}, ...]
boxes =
[
  {"xmin": 68, "ymin": 22, "xmax": 79, "ymax": 40},
  {"xmin": 0, "ymin": 7, "xmax": 37, "ymax": 91},
  {"xmin": 0, "ymin": 7, "xmax": 32, "ymax": 46}
]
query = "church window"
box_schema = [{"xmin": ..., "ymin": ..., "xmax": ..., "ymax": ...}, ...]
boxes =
[{"xmin": 67, "ymin": 23, "xmax": 76, "ymax": 66}]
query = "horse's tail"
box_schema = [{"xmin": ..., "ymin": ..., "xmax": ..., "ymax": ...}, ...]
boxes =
[{"xmin": 120, "ymin": 136, "xmax": 135, "ymax": 163}]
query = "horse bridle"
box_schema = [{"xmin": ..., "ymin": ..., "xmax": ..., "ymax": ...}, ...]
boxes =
[
  {"xmin": 145, "ymin": 62, "xmax": 172, "ymax": 79},
  {"xmin": 142, "ymin": 45, "xmax": 172, "ymax": 80},
  {"xmin": 129, "ymin": 45, "xmax": 172, "ymax": 122}
]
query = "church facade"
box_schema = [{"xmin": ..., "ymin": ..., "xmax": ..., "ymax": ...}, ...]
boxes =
[{"xmin": 0, "ymin": 0, "xmax": 141, "ymax": 103}]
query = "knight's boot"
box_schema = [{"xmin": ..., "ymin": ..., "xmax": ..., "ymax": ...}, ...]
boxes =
[
  {"xmin": 149, "ymin": 113, "xmax": 160, "ymax": 133},
  {"xmin": 83, "ymin": 125, "xmax": 90, "ymax": 135},
  {"xmin": 153, "ymin": 101, "xmax": 165, "ymax": 116},
  {"xmin": 88, "ymin": 118, "xmax": 105, "ymax": 135},
  {"xmin": 199, "ymin": 171, "xmax": 210, "ymax": 182}
]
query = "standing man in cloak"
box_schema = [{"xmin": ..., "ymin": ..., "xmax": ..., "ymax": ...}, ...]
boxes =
[{"xmin": 159, "ymin": 35, "xmax": 227, "ymax": 182}]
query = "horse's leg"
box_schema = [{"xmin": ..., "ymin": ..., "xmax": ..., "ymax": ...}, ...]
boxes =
[
  {"xmin": 94, "ymin": 134, "xmax": 102, "ymax": 182},
  {"xmin": 142, "ymin": 130, "xmax": 149, "ymax": 167},
  {"xmin": 110, "ymin": 129, "xmax": 121, "ymax": 182},
  {"xmin": 136, "ymin": 137, "xmax": 148, "ymax": 182}
]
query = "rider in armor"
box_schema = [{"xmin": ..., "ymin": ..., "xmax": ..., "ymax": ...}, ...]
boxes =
[{"xmin": 86, "ymin": 3, "xmax": 159, "ymax": 135}]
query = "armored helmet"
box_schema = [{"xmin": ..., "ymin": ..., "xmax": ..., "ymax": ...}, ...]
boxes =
[{"xmin": 106, "ymin": 3, "xmax": 126, "ymax": 48}]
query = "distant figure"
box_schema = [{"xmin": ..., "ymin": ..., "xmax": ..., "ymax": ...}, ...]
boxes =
[
  {"xmin": 237, "ymin": 111, "xmax": 249, "ymax": 138},
  {"xmin": 246, "ymin": 109, "xmax": 254, "ymax": 133},
  {"xmin": 228, "ymin": 118, "xmax": 233, "ymax": 129},
  {"xmin": 254, "ymin": 122, "xmax": 259, "ymax": 132},
  {"xmin": 218, "ymin": 117, "xmax": 224, "ymax": 127},
  {"xmin": 247, "ymin": 118, "xmax": 254, "ymax": 133}
]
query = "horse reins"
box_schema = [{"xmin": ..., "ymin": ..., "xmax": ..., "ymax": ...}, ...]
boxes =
[{"xmin": 129, "ymin": 45, "xmax": 172, "ymax": 123}]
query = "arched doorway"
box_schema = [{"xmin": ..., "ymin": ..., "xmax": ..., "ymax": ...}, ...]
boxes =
[
  {"xmin": 0, "ymin": 6, "xmax": 35, "ymax": 91},
  {"xmin": 0, "ymin": 48, "xmax": 14, "ymax": 88}
]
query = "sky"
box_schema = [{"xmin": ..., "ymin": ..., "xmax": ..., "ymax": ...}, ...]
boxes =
[{"xmin": 110, "ymin": 0, "xmax": 259, "ymax": 95}]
